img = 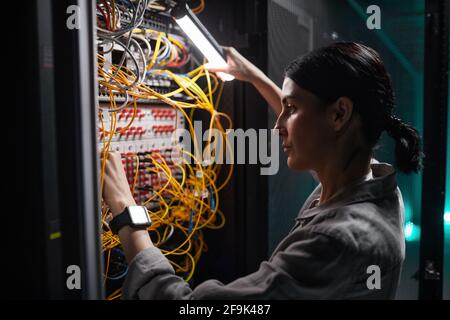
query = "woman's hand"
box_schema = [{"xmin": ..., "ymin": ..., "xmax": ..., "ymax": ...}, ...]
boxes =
[
  {"xmin": 101, "ymin": 151, "xmax": 154, "ymax": 262},
  {"xmin": 101, "ymin": 151, "xmax": 136, "ymax": 217},
  {"xmin": 206, "ymin": 47, "xmax": 264, "ymax": 83},
  {"xmin": 208, "ymin": 47, "xmax": 283, "ymax": 116}
]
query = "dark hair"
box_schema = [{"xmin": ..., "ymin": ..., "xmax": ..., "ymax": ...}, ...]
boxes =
[{"xmin": 285, "ymin": 42, "xmax": 424, "ymax": 174}]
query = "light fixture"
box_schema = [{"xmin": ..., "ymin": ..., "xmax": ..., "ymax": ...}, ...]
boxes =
[{"xmin": 172, "ymin": 2, "xmax": 234, "ymax": 81}]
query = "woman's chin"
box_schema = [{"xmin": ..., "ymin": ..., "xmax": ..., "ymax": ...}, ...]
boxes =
[
  {"xmin": 286, "ymin": 157, "xmax": 299, "ymax": 170},
  {"xmin": 287, "ymin": 156, "xmax": 308, "ymax": 171}
]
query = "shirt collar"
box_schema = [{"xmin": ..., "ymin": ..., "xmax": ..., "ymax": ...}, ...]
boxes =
[{"xmin": 297, "ymin": 162, "xmax": 398, "ymax": 220}]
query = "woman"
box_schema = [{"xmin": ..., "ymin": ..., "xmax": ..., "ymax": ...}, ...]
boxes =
[{"xmin": 102, "ymin": 42, "xmax": 423, "ymax": 299}]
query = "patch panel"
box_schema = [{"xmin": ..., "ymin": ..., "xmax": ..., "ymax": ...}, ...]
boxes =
[
  {"xmin": 98, "ymin": 103, "xmax": 187, "ymax": 205},
  {"xmin": 99, "ymin": 106, "xmax": 184, "ymax": 141},
  {"xmin": 116, "ymin": 1, "xmax": 178, "ymax": 34},
  {"xmin": 121, "ymin": 149, "xmax": 184, "ymax": 203},
  {"xmin": 140, "ymin": 11, "xmax": 178, "ymax": 33},
  {"xmin": 97, "ymin": 73, "xmax": 195, "ymax": 103},
  {"xmin": 97, "ymin": 92, "xmax": 193, "ymax": 104}
]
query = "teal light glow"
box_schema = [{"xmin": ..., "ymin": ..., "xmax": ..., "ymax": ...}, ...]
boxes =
[
  {"xmin": 404, "ymin": 201, "xmax": 413, "ymax": 223},
  {"xmin": 404, "ymin": 222, "xmax": 421, "ymax": 242},
  {"xmin": 445, "ymin": 212, "xmax": 450, "ymax": 225}
]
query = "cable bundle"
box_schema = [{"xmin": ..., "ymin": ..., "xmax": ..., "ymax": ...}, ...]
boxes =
[{"xmin": 96, "ymin": 1, "xmax": 233, "ymax": 300}]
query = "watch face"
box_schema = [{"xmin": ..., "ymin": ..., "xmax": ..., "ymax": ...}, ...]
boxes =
[{"xmin": 129, "ymin": 206, "xmax": 151, "ymax": 225}]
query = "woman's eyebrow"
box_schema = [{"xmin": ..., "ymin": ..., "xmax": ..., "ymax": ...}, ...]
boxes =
[{"xmin": 282, "ymin": 95, "xmax": 301, "ymax": 104}]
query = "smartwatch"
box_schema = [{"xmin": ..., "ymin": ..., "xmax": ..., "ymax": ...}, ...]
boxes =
[{"xmin": 109, "ymin": 206, "xmax": 152, "ymax": 234}]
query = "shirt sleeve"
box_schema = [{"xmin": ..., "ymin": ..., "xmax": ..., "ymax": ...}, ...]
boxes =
[{"xmin": 121, "ymin": 228, "xmax": 356, "ymax": 300}]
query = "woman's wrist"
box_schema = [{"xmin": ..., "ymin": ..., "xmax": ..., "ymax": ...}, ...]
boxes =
[
  {"xmin": 246, "ymin": 67, "xmax": 264, "ymax": 84},
  {"xmin": 110, "ymin": 196, "xmax": 137, "ymax": 217},
  {"xmin": 118, "ymin": 226, "xmax": 154, "ymax": 263}
]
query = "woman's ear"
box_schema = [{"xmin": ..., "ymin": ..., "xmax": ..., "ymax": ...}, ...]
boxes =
[{"xmin": 327, "ymin": 96, "xmax": 354, "ymax": 132}]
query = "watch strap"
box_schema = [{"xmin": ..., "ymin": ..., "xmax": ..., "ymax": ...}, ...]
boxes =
[{"xmin": 109, "ymin": 208, "xmax": 132, "ymax": 234}]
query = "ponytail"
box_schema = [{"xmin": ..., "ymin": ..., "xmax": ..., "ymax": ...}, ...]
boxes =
[{"xmin": 385, "ymin": 116, "xmax": 424, "ymax": 174}]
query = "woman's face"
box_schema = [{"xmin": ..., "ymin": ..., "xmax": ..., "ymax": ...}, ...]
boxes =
[{"xmin": 275, "ymin": 77, "xmax": 334, "ymax": 171}]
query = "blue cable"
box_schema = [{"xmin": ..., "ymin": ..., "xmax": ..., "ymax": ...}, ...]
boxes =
[
  {"xmin": 106, "ymin": 248, "xmax": 129, "ymax": 280},
  {"xmin": 156, "ymin": 38, "xmax": 172, "ymax": 63},
  {"xmin": 188, "ymin": 209, "xmax": 194, "ymax": 234},
  {"xmin": 210, "ymin": 187, "xmax": 216, "ymax": 211},
  {"xmin": 107, "ymin": 265, "xmax": 129, "ymax": 280}
]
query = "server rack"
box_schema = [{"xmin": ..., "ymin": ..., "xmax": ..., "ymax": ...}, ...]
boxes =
[
  {"xmin": 419, "ymin": 0, "xmax": 449, "ymax": 300},
  {"xmin": 9, "ymin": 0, "xmax": 269, "ymax": 299},
  {"xmin": 9, "ymin": 0, "xmax": 102, "ymax": 299}
]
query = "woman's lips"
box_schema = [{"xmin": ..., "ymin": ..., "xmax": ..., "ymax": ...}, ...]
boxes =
[{"xmin": 283, "ymin": 145, "xmax": 292, "ymax": 152}]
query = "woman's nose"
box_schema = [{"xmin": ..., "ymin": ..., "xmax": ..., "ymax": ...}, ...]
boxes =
[{"xmin": 274, "ymin": 114, "xmax": 287, "ymax": 136}]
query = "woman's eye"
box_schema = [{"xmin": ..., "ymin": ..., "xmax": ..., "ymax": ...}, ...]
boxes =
[{"xmin": 286, "ymin": 104, "xmax": 295, "ymax": 113}]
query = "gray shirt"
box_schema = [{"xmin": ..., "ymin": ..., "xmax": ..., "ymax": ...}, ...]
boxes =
[{"xmin": 122, "ymin": 162, "xmax": 405, "ymax": 300}]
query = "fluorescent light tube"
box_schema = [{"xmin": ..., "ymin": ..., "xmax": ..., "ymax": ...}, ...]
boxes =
[{"xmin": 174, "ymin": 11, "xmax": 234, "ymax": 81}]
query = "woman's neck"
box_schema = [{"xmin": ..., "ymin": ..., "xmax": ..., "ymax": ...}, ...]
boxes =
[{"xmin": 316, "ymin": 148, "xmax": 372, "ymax": 205}]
